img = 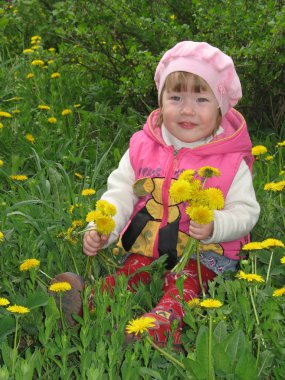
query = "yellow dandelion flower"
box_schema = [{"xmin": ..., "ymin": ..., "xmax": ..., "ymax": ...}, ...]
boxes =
[
  {"xmin": 276, "ymin": 140, "xmax": 285, "ymax": 148},
  {"xmin": 0, "ymin": 111, "xmax": 12, "ymax": 118},
  {"xmin": 51, "ymin": 72, "xmax": 60, "ymax": 79},
  {"xmin": 10, "ymin": 175, "xmax": 28, "ymax": 181},
  {"xmin": 23, "ymin": 49, "xmax": 33, "ymax": 54},
  {"xmin": 47, "ymin": 60, "xmax": 54, "ymax": 65},
  {"xmin": 264, "ymin": 181, "xmax": 285, "ymax": 192},
  {"xmin": 11, "ymin": 109, "xmax": 20, "ymax": 114},
  {"xmin": 112, "ymin": 247, "xmax": 120, "ymax": 255},
  {"xmin": 252, "ymin": 145, "xmax": 267, "ymax": 156},
  {"xmin": 26, "ymin": 73, "xmax": 34, "ymax": 79},
  {"xmin": 170, "ymin": 14, "xmax": 176, "ymax": 20},
  {"xmin": 7, "ymin": 305, "xmax": 30, "ymax": 314},
  {"xmin": 186, "ymin": 206, "xmax": 214, "ymax": 224},
  {"xmin": 169, "ymin": 179, "xmax": 196, "ymax": 203},
  {"xmin": 31, "ymin": 59, "xmax": 45, "ymax": 67},
  {"xmin": 125, "ymin": 316, "xmax": 156, "ymax": 335},
  {"xmin": 236, "ymin": 270, "xmax": 265, "ymax": 283},
  {"xmin": 198, "ymin": 166, "xmax": 221, "ymax": 178},
  {"xmin": 25, "ymin": 133, "xmax": 35, "ymax": 144},
  {"xmin": 178, "ymin": 169, "xmax": 195, "ymax": 182},
  {"xmin": 81, "ymin": 188, "xmax": 96, "ymax": 196},
  {"xmin": 0, "ymin": 298, "xmax": 10, "ymax": 307},
  {"xmin": 38, "ymin": 104, "xmax": 51, "ymax": 111},
  {"xmin": 273, "ymin": 287, "xmax": 285, "ymax": 297},
  {"xmin": 61, "ymin": 109, "xmax": 72, "ymax": 116},
  {"xmin": 0, "ymin": 231, "xmax": 4, "ymax": 242},
  {"xmin": 48, "ymin": 48, "xmax": 55, "ymax": 53},
  {"xmin": 280, "ymin": 256, "xmax": 285, "ymax": 264},
  {"xmin": 242, "ymin": 242, "xmax": 264, "ymax": 251},
  {"xmin": 19, "ymin": 258, "xmax": 40, "ymax": 271},
  {"xmin": 68, "ymin": 204, "xmax": 79, "ymax": 214},
  {"xmin": 204, "ymin": 188, "xmax": 225, "ymax": 210},
  {"xmin": 265, "ymin": 155, "xmax": 273, "ymax": 161},
  {"xmin": 261, "ymin": 238, "xmax": 284, "ymax": 249},
  {"xmin": 0, "ymin": 123, "xmax": 3, "ymax": 129},
  {"xmin": 74, "ymin": 172, "xmax": 83, "ymax": 179},
  {"xmin": 31, "ymin": 45, "xmax": 41, "ymax": 51},
  {"xmin": 74, "ymin": 104, "xmax": 81, "ymax": 108},
  {"xmin": 0, "ymin": 159, "xmax": 4, "ymax": 167},
  {"xmin": 187, "ymin": 298, "xmax": 200, "ymax": 308},
  {"xmin": 49, "ymin": 282, "xmax": 72, "ymax": 293},
  {"xmin": 72, "ymin": 220, "xmax": 83, "ymax": 228},
  {"xmin": 96, "ymin": 215, "xmax": 116, "ymax": 235},
  {"xmin": 31, "ymin": 35, "xmax": 41, "ymax": 42},
  {"xmin": 96, "ymin": 200, "xmax": 117, "ymax": 216},
  {"xmin": 47, "ymin": 117, "xmax": 57, "ymax": 124},
  {"xmin": 86, "ymin": 210, "xmax": 102, "ymax": 223},
  {"xmin": 66, "ymin": 227, "xmax": 77, "ymax": 244},
  {"xmin": 200, "ymin": 299, "xmax": 223, "ymax": 308}
]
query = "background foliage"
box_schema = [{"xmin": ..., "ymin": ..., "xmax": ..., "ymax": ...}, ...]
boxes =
[
  {"xmin": 0, "ymin": 0, "xmax": 284, "ymax": 379},
  {"xmin": 1, "ymin": 0, "xmax": 284, "ymax": 132}
]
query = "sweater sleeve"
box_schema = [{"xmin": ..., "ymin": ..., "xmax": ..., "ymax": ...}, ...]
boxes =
[
  {"xmin": 202, "ymin": 160, "xmax": 260, "ymax": 244},
  {"xmin": 100, "ymin": 149, "xmax": 138, "ymax": 245}
]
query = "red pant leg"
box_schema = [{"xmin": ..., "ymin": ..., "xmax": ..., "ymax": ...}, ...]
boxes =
[
  {"xmin": 89, "ymin": 254, "xmax": 154, "ymax": 308},
  {"xmin": 155, "ymin": 259, "xmax": 216, "ymax": 316},
  {"xmin": 142, "ymin": 259, "xmax": 216, "ymax": 345},
  {"xmin": 105, "ymin": 253, "xmax": 154, "ymax": 290}
]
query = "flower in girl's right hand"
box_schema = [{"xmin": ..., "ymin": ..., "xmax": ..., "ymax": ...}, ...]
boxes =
[{"xmin": 85, "ymin": 200, "xmax": 117, "ymax": 235}]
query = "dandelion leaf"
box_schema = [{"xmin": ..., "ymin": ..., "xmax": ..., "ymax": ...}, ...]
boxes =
[
  {"xmin": 26, "ymin": 291, "xmax": 49, "ymax": 309},
  {"xmin": 0, "ymin": 316, "xmax": 15, "ymax": 341}
]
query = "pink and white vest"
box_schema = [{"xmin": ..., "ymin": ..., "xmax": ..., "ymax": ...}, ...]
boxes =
[{"xmin": 119, "ymin": 108, "xmax": 254, "ymax": 269}]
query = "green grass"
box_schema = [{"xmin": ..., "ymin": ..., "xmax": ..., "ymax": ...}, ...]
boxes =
[{"xmin": 0, "ymin": 32, "xmax": 284, "ymax": 380}]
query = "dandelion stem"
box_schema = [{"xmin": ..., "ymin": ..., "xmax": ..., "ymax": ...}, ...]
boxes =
[
  {"xmin": 38, "ymin": 269, "xmax": 52, "ymax": 280},
  {"xmin": 249, "ymin": 287, "xmax": 260, "ymax": 326},
  {"xmin": 255, "ymin": 333, "xmax": 261, "ymax": 371},
  {"xmin": 145, "ymin": 336, "xmax": 185, "ymax": 369},
  {"xmin": 84, "ymin": 256, "xmax": 92, "ymax": 279},
  {"xmin": 77, "ymin": 227, "xmax": 97, "ymax": 235},
  {"xmin": 36, "ymin": 274, "xmax": 48, "ymax": 287},
  {"xmin": 249, "ymin": 287, "xmax": 267, "ymax": 349},
  {"xmin": 266, "ymin": 250, "xmax": 274, "ymax": 284},
  {"xmin": 67, "ymin": 245, "xmax": 79, "ymax": 275},
  {"xmin": 59, "ymin": 294, "xmax": 66, "ymax": 329},
  {"xmin": 196, "ymin": 242, "xmax": 206, "ymax": 298},
  {"xmin": 208, "ymin": 314, "xmax": 215, "ymax": 380},
  {"xmin": 11, "ymin": 316, "xmax": 19, "ymax": 375},
  {"xmin": 279, "ymin": 193, "xmax": 285, "ymax": 228}
]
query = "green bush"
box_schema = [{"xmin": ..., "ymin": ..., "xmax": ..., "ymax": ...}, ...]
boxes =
[{"xmin": 1, "ymin": 0, "xmax": 284, "ymax": 133}]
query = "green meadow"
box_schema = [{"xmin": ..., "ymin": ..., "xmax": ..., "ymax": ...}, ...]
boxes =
[{"xmin": 0, "ymin": 1, "xmax": 284, "ymax": 379}]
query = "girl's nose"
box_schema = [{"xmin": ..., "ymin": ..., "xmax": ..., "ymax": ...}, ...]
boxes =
[{"xmin": 181, "ymin": 100, "xmax": 195, "ymax": 115}]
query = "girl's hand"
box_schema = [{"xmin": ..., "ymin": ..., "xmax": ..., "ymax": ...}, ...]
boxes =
[
  {"xmin": 83, "ymin": 230, "xmax": 109, "ymax": 256},
  {"xmin": 189, "ymin": 221, "xmax": 214, "ymax": 240}
]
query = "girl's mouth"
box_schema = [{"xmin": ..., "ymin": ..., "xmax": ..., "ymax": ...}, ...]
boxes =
[{"xmin": 179, "ymin": 122, "xmax": 197, "ymax": 129}]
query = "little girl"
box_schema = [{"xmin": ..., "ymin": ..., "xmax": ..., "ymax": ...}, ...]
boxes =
[{"xmin": 52, "ymin": 41, "xmax": 260, "ymax": 347}]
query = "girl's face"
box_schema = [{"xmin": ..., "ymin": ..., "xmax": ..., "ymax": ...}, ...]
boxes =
[{"xmin": 160, "ymin": 72, "xmax": 221, "ymax": 143}]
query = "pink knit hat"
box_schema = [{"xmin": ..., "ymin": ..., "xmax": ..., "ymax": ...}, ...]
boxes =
[{"xmin": 154, "ymin": 41, "xmax": 242, "ymax": 116}]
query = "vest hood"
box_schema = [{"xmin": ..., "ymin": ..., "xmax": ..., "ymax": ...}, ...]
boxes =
[{"xmin": 143, "ymin": 108, "xmax": 253, "ymax": 160}]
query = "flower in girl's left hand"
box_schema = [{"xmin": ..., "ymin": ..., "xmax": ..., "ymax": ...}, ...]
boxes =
[{"xmin": 186, "ymin": 205, "xmax": 214, "ymax": 225}]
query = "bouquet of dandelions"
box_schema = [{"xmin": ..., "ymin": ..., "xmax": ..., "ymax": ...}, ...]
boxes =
[
  {"xmin": 169, "ymin": 166, "xmax": 224, "ymax": 296},
  {"xmin": 81, "ymin": 199, "xmax": 119, "ymax": 277}
]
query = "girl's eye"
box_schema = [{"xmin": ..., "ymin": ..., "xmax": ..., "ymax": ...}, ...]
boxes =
[
  {"xmin": 170, "ymin": 96, "xmax": 181, "ymax": 102},
  {"xmin": 196, "ymin": 97, "xmax": 209, "ymax": 103}
]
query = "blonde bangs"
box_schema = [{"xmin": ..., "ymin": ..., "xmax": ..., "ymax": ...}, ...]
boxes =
[{"xmin": 164, "ymin": 72, "xmax": 209, "ymax": 94}]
